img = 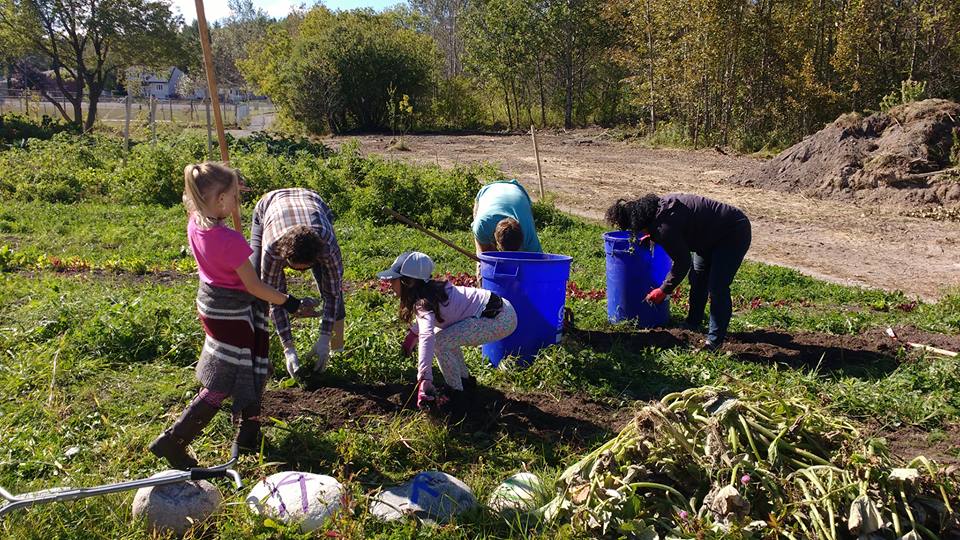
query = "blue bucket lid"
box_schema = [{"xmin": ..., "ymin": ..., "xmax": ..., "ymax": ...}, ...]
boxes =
[
  {"xmin": 478, "ymin": 252, "xmax": 572, "ymax": 263},
  {"xmin": 602, "ymin": 231, "xmax": 633, "ymax": 242}
]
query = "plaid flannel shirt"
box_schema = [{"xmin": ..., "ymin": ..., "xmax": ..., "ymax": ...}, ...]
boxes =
[{"xmin": 249, "ymin": 189, "xmax": 344, "ymax": 346}]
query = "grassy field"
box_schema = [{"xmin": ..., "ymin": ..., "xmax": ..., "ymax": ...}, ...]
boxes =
[{"xmin": 0, "ymin": 196, "xmax": 957, "ymax": 538}]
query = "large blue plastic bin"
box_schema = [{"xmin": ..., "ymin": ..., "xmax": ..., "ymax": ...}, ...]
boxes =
[
  {"xmin": 603, "ymin": 231, "xmax": 672, "ymax": 326},
  {"xmin": 479, "ymin": 252, "xmax": 572, "ymax": 367}
]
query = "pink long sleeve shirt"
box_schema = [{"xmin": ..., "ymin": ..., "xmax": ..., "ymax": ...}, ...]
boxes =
[{"xmin": 415, "ymin": 283, "xmax": 491, "ymax": 381}]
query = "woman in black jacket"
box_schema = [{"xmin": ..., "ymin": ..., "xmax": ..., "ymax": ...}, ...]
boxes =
[{"xmin": 605, "ymin": 193, "xmax": 751, "ymax": 351}]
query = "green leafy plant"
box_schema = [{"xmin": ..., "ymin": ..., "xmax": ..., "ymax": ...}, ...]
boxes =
[
  {"xmin": 0, "ymin": 131, "xmax": 486, "ymax": 230},
  {"xmin": 0, "ymin": 113, "xmax": 78, "ymax": 146},
  {"xmin": 386, "ymin": 84, "xmax": 415, "ymax": 150},
  {"xmin": 880, "ymin": 79, "xmax": 927, "ymax": 112}
]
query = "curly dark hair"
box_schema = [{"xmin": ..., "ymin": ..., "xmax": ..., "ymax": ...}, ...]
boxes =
[
  {"xmin": 494, "ymin": 218, "xmax": 524, "ymax": 251},
  {"xmin": 398, "ymin": 278, "xmax": 449, "ymax": 324},
  {"xmin": 604, "ymin": 194, "xmax": 661, "ymax": 233},
  {"xmin": 274, "ymin": 225, "xmax": 322, "ymax": 266}
]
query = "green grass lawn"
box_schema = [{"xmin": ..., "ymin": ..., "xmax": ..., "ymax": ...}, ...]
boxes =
[{"xmin": 0, "ymin": 202, "xmax": 958, "ymax": 538}]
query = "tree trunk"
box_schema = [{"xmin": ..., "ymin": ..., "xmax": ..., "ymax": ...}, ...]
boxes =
[
  {"xmin": 509, "ymin": 78, "xmax": 518, "ymax": 129},
  {"xmin": 69, "ymin": 93, "xmax": 83, "ymax": 126},
  {"xmin": 523, "ymin": 81, "xmax": 533, "ymax": 126},
  {"xmin": 564, "ymin": 51, "xmax": 574, "ymax": 129},
  {"xmin": 84, "ymin": 82, "xmax": 104, "ymax": 132},
  {"xmin": 503, "ymin": 84, "xmax": 513, "ymax": 129},
  {"xmin": 45, "ymin": 65, "xmax": 83, "ymax": 126},
  {"xmin": 536, "ymin": 58, "xmax": 546, "ymax": 127},
  {"xmin": 645, "ymin": 0, "xmax": 656, "ymax": 130}
]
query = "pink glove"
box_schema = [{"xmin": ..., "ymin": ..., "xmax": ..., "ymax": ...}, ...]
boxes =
[
  {"xmin": 401, "ymin": 329, "xmax": 417, "ymax": 356},
  {"xmin": 645, "ymin": 288, "xmax": 667, "ymax": 305},
  {"xmin": 417, "ymin": 379, "xmax": 436, "ymax": 410}
]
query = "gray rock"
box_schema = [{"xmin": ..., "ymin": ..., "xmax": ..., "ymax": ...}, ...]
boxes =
[
  {"xmin": 131, "ymin": 471, "xmax": 221, "ymax": 538},
  {"xmin": 370, "ymin": 471, "xmax": 476, "ymax": 523}
]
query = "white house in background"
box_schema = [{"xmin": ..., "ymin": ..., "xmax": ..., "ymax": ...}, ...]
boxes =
[
  {"xmin": 133, "ymin": 67, "xmax": 184, "ymax": 99},
  {"xmin": 125, "ymin": 66, "xmax": 262, "ymax": 102}
]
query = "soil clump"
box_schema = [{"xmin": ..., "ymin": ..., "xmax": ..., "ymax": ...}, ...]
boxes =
[{"xmin": 733, "ymin": 99, "xmax": 960, "ymax": 207}]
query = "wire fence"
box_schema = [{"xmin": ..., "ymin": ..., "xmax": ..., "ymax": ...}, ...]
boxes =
[{"xmin": 0, "ymin": 89, "xmax": 274, "ymax": 131}]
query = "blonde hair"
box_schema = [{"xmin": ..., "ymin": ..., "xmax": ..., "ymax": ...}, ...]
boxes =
[{"xmin": 183, "ymin": 162, "xmax": 238, "ymax": 228}]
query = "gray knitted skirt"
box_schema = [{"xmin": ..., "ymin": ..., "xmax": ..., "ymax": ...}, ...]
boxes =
[{"xmin": 194, "ymin": 283, "xmax": 271, "ymax": 413}]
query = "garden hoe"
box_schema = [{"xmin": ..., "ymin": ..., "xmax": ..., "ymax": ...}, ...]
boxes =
[
  {"xmin": 0, "ymin": 0, "xmax": 247, "ymax": 520},
  {"xmin": 384, "ymin": 206, "xmax": 576, "ymax": 329},
  {"xmin": 0, "ymin": 444, "xmax": 243, "ymax": 519},
  {"xmin": 886, "ymin": 327, "xmax": 958, "ymax": 357}
]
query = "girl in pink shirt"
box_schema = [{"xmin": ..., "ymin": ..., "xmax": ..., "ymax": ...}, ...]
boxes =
[
  {"xmin": 377, "ymin": 251, "xmax": 517, "ymax": 414},
  {"xmin": 149, "ymin": 162, "xmax": 315, "ymax": 470}
]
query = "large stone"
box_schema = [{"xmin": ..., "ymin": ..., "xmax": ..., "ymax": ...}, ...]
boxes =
[
  {"xmin": 246, "ymin": 472, "xmax": 344, "ymax": 533},
  {"xmin": 370, "ymin": 471, "xmax": 476, "ymax": 523},
  {"xmin": 487, "ymin": 472, "xmax": 543, "ymax": 515},
  {"xmin": 131, "ymin": 471, "xmax": 222, "ymax": 538}
]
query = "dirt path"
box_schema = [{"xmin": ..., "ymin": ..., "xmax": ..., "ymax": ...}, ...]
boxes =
[{"xmin": 328, "ymin": 130, "xmax": 960, "ymax": 301}]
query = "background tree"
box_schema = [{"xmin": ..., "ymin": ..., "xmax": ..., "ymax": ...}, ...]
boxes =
[
  {"xmin": 410, "ymin": 0, "xmax": 469, "ymax": 78},
  {"xmin": 542, "ymin": 0, "xmax": 609, "ymax": 128},
  {"xmin": 0, "ymin": 0, "xmax": 185, "ymax": 130},
  {"xmin": 175, "ymin": 0, "xmax": 273, "ymax": 100},
  {"xmin": 461, "ymin": 0, "xmax": 541, "ymax": 129},
  {"xmin": 242, "ymin": 6, "xmax": 438, "ymax": 133},
  {"xmin": 212, "ymin": 0, "xmax": 272, "ymax": 93}
]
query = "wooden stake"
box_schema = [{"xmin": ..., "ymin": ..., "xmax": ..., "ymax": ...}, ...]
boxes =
[
  {"xmin": 149, "ymin": 96, "xmax": 156, "ymax": 143},
  {"xmin": 47, "ymin": 337, "xmax": 66, "ymax": 406},
  {"xmin": 122, "ymin": 94, "xmax": 131, "ymax": 165},
  {"xmin": 205, "ymin": 98, "xmax": 213, "ymax": 156},
  {"xmin": 195, "ymin": 0, "xmax": 242, "ymax": 231},
  {"xmin": 531, "ymin": 124, "xmax": 544, "ymax": 199},
  {"xmin": 384, "ymin": 208, "xmax": 481, "ymax": 263}
]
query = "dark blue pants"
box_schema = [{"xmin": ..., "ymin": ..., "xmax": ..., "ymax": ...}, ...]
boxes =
[{"xmin": 686, "ymin": 223, "xmax": 751, "ymax": 344}]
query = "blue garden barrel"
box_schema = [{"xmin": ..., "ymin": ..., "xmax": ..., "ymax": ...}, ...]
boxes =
[
  {"xmin": 603, "ymin": 231, "xmax": 672, "ymax": 326},
  {"xmin": 479, "ymin": 252, "xmax": 573, "ymax": 367}
]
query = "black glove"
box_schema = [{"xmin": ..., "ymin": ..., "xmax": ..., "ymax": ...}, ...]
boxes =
[{"xmin": 281, "ymin": 295, "xmax": 302, "ymax": 314}]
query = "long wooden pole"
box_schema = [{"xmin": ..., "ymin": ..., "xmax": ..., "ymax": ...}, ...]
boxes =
[
  {"xmin": 384, "ymin": 208, "xmax": 481, "ymax": 263},
  {"xmin": 122, "ymin": 94, "xmax": 131, "ymax": 166},
  {"xmin": 530, "ymin": 124, "xmax": 544, "ymax": 199},
  {"xmin": 195, "ymin": 0, "xmax": 242, "ymax": 232}
]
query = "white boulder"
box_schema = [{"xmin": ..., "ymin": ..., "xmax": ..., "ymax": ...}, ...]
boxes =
[{"xmin": 246, "ymin": 472, "xmax": 344, "ymax": 533}]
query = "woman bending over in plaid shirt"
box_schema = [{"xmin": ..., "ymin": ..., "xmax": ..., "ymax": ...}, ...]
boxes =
[{"xmin": 249, "ymin": 188, "xmax": 346, "ymax": 383}]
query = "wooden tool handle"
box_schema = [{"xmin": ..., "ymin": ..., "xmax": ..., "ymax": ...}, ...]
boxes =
[{"xmin": 384, "ymin": 208, "xmax": 481, "ymax": 263}]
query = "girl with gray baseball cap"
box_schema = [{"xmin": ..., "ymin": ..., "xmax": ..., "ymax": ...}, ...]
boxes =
[{"xmin": 377, "ymin": 251, "xmax": 518, "ymax": 415}]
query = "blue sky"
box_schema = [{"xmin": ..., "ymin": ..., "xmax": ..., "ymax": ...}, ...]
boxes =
[{"xmin": 171, "ymin": 0, "xmax": 404, "ymax": 24}]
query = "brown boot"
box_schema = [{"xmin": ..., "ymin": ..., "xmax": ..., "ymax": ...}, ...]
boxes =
[
  {"xmin": 461, "ymin": 376, "xmax": 478, "ymax": 393},
  {"xmin": 234, "ymin": 418, "xmax": 263, "ymax": 454},
  {"xmin": 149, "ymin": 398, "xmax": 219, "ymax": 470}
]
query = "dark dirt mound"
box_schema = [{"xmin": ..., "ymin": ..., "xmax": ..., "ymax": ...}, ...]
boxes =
[
  {"xmin": 261, "ymin": 383, "xmax": 634, "ymax": 449},
  {"xmin": 261, "ymin": 325, "xmax": 957, "ymax": 451},
  {"xmin": 734, "ymin": 99, "xmax": 960, "ymax": 207},
  {"xmin": 867, "ymin": 422, "xmax": 960, "ymax": 465},
  {"xmin": 568, "ymin": 324, "xmax": 958, "ymax": 376}
]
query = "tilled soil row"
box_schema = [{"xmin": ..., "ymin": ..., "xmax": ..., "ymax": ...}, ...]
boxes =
[{"xmin": 263, "ymin": 325, "xmax": 959, "ymax": 461}]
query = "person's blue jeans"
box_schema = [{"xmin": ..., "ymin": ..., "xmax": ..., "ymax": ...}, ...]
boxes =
[{"xmin": 686, "ymin": 223, "xmax": 752, "ymax": 344}]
